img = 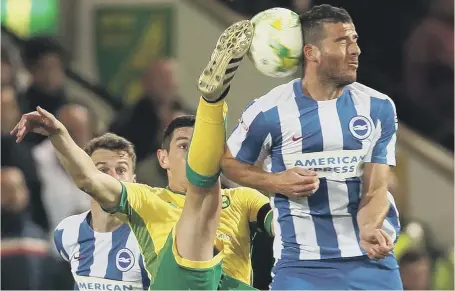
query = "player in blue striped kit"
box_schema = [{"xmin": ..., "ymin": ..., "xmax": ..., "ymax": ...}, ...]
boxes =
[
  {"xmin": 222, "ymin": 4, "xmax": 402, "ymax": 290},
  {"xmin": 53, "ymin": 134, "xmax": 150, "ymax": 290}
]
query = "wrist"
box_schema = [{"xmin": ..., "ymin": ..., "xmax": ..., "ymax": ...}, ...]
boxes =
[
  {"xmin": 358, "ymin": 210, "xmax": 387, "ymax": 231},
  {"xmin": 49, "ymin": 126, "xmax": 69, "ymax": 142},
  {"xmin": 359, "ymin": 224, "xmax": 376, "ymax": 232},
  {"xmin": 264, "ymin": 172, "xmax": 281, "ymax": 193},
  {"xmin": 54, "ymin": 123, "xmax": 67, "ymax": 136},
  {"xmin": 358, "ymin": 218, "xmax": 382, "ymax": 231}
]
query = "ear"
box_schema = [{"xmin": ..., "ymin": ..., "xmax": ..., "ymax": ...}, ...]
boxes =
[
  {"xmin": 132, "ymin": 174, "xmax": 137, "ymax": 183},
  {"xmin": 303, "ymin": 44, "xmax": 321, "ymax": 63},
  {"xmin": 157, "ymin": 149, "xmax": 170, "ymax": 170}
]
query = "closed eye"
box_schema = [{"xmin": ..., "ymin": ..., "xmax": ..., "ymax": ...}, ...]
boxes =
[
  {"xmin": 335, "ymin": 35, "xmax": 358, "ymax": 43},
  {"xmin": 335, "ymin": 36, "xmax": 349, "ymax": 43}
]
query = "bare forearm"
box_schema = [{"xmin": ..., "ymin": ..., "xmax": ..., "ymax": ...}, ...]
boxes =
[
  {"xmin": 357, "ymin": 190, "xmax": 389, "ymax": 229},
  {"xmin": 221, "ymin": 157, "xmax": 276, "ymax": 193},
  {"xmin": 50, "ymin": 129, "xmax": 97, "ymax": 187},
  {"xmin": 49, "ymin": 130, "xmax": 121, "ymax": 208}
]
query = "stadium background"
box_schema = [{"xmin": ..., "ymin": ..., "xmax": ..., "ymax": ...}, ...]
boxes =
[{"xmin": 0, "ymin": 0, "xmax": 453, "ymax": 289}]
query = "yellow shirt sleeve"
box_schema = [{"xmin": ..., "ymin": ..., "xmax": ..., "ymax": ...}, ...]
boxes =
[
  {"xmin": 115, "ymin": 182, "xmax": 158, "ymax": 220},
  {"xmin": 236, "ymin": 187, "xmax": 270, "ymax": 222}
]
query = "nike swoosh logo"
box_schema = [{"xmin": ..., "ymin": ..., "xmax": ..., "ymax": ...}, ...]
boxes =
[
  {"xmin": 292, "ymin": 136, "xmax": 304, "ymax": 142},
  {"xmin": 73, "ymin": 254, "xmax": 82, "ymax": 260}
]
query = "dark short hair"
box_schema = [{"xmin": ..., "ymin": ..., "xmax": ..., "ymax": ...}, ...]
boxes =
[
  {"xmin": 162, "ymin": 115, "xmax": 196, "ymax": 151},
  {"xmin": 300, "ymin": 4, "xmax": 353, "ymax": 45},
  {"xmin": 22, "ymin": 36, "xmax": 63, "ymax": 68},
  {"xmin": 84, "ymin": 133, "xmax": 137, "ymax": 170}
]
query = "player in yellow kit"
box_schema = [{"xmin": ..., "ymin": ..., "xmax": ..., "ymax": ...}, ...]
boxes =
[
  {"xmin": 11, "ymin": 19, "xmax": 270, "ymax": 290},
  {"xmin": 156, "ymin": 115, "xmax": 273, "ymax": 285}
]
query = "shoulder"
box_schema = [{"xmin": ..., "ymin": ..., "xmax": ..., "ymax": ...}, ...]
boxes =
[
  {"xmin": 347, "ymin": 82, "xmax": 396, "ymax": 112},
  {"xmin": 347, "ymin": 82, "xmax": 390, "ymax": 100},
  {"xmin": 54, "ymin": 211, "xmax": 89, "ymax": 257},
  {"xmin": 222, "ymin": 186, "xmax": 254, "ymax": 196},
  {"xmin": 241, "ymin": 79, "xmax": 297, "ymax": 124},
  {"xmin": 253, "ymin": 79, "xmax": 298, "ymax": 111},
  {"xmin": 55, "ymin": 211, "xmax": 89, "ymax": 232},
  {"xmin": 123, "ymin": 182, "xmax": 164, "ymax": 195},
  {"xmin": 122, "ymin": 183, "xmax": 174, "ymax": 212},
  {"xmin": 222, "ymin": 187, "xmax": 267, "ymax": 202}
]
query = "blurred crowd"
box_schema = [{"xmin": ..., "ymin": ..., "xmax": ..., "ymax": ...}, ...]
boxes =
[
  {"xmin": 1, "ymin": 35, "xmax": 194, "ymax": 289},
  {"xmin": 1, "ymin": 0, "xmax": 454, "ymax": 289}
]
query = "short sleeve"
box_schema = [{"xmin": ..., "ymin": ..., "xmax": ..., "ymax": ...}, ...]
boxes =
[
  {"xmin": 53, "ymin": 228, "xmax": 69, "ymax": 262},
  {"xmin": 365, "ymin": 98, "xmax": 398, "ymax": 166},
  {"xmin": 114, "ymin": 182, "xmax": 157, "ymax": 221},
  {"xmin": 227, "ymin": 101, "xmax": 271, "ymax": 165},
  {"xmin": 236, "ymin": 187, "xmax": 270, "ymax": 223}
]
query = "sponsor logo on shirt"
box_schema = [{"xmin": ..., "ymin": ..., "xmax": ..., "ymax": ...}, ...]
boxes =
[
  {"xmin": 74, "ymin": 275, "xmax": 143, "ymax": 291},
  {"xmin": 283, "ymin": 149, "xmax": 368, "ymax": 180},
  {"xmin": 217, "ymin": 233, "xmax": 232, "ymax": 241},
  {"xmin": 77, "ymin": 282, "xmax": 135, "ymax": 291}
]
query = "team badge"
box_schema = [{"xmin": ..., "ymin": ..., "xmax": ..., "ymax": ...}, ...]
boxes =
[
  {"xmin": 221, "ymin": 195, "xmax": 231, "ymax": 209},
  {"xmin": 349, "ymin": 115, "xmax": 372, "ymax": 140},
  {"xmin": 116, "ymin": 248, "xmax": 135, "ymax": 272}
]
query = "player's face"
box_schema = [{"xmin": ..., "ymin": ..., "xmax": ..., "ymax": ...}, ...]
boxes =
[
  {"xmin": 157, "ymin": 127, "xmax": 193, "ymax": 185},
  {"xmin": 91, "ymin": 149, "xmax": 136, "ymax": 182},
  {"xmin": 317, "ymin": 22, "xmax": 360, "ymax": 87}
]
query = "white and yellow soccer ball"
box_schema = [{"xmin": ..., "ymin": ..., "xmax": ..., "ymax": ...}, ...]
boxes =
[{"xmin": 248, "ymin": 8, "xmax": 302, "ymax": 78}]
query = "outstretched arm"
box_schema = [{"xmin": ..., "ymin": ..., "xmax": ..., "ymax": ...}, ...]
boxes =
[
  {"xmin": 12, "ymin": 107, "xmax": 122, "ymax": 210},
  {"xmin": 50, "ymin": 129, "xmax": 122, "ymax": 210}
]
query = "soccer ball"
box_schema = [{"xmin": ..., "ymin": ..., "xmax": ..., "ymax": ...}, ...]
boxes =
[{"xmin": 248, "ymin": 8, "xmax": 302, "ymax": 78}]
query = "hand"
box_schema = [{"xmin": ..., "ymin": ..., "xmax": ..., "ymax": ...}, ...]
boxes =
[
  {"xmin": 10, "ymin": 106, "xmax": 64, "ymax": 143},
  {"xmin": 273, "ymin": 167, "xmax": 320, "ymax": 198},
  {"xmin": 360, "ymin": 227, "xmax": 394, "ymax": 260}
]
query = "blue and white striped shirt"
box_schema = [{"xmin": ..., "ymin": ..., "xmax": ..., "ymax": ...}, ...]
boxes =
[
  {"xmin": 228, "ymin": 79, "xmax": 400, "ymax": 261},
  {"xmin": 54, "ymin": 211, "xmax": 150, "ymax": 290}
]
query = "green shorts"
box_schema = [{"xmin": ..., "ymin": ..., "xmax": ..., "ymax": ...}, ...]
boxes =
[
  {"xmin": 151, "ymin": 229, "xmax": 224, "ymax": 290},
  {"xmin": 218, "ymin": 273, "xmax": 257, "ymax": 290}
]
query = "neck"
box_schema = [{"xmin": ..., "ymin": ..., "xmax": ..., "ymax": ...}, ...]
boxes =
[
  {"xmin": 167, "ymin": 170, "xmax": 188, "ymax": 193},
  {"xmin": 301, "ymin": 72, "xmax": 344, "ymax": 101},
  {"xmin": 90, "ymin": 201, "xmax": 123, "ymax": 232},
  {"xmin": 168, "ymin": 181, "xmax": 187, "ymax": 194},
  {"xmin": 167, "ymin": 174, "xmax": 187, "ymax": 194}
]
